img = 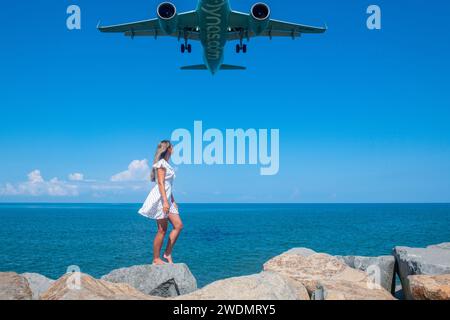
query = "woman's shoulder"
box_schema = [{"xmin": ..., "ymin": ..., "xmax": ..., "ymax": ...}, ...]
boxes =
[{"xmin": 153, "ymin": 158, "xmax": 171, "ymax": 169}]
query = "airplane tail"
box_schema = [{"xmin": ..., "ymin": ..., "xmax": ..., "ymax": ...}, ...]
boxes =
[{"xmin": 181, "ymin": 64, "xmax": 246, "ymax": 71}]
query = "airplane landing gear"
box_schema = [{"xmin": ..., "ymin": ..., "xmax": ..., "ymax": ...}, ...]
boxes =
[
  {"xmin": 181, "ymin": 43, "xmax": 192, "ymax": 54},
  {"xmin": 181, "ymin": 31, "xmax": 192, "ymax": 54},
  {"xmin": 236, "ymin": 44, "xmax": 247, "ymax": 54},
  {"xmin": 236, "ymin": 29, "xmax": 248, "ymax": 54}
]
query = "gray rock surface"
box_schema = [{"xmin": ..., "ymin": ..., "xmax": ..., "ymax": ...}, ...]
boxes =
[
  {"xmin": 176, "ymin": 272, "xmax": 303, "ymax": 300},
  {"xmin": 21, "ymin": 273, "xmax": 55, "ymax": 300},
  {"xmin": 393, "ymin": 243, "xmax": 450, "ymax": 299},
  {"xmin": 427, "ymin": 243, "xmax": 450, "ymax": 250},
  {"xmin": 0, "ymin": 272, "xmax": 32, "ymax": 300},
  {"xmin": 335, "ymin": 255, "xmax": 396, "ymax": 293},
  {"xmin": 101, "ymin": 264, "xmax": 197, "ymax": 298}
]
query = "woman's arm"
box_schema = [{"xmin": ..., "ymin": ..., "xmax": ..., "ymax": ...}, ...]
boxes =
[
  {"xmin": 171, "ymin": 193, "xmax": 178, "ymax": 209},
  {"xmin": 157, "ymin": 168, "xmax": 170, "ymax": 214}
]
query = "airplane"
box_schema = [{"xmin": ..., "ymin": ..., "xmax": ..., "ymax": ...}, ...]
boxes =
[{"xmin": 98, "ymin": 1, "xmax": 327, "ymax": 74}]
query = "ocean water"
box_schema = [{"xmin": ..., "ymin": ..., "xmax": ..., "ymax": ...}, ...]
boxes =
[{"xmin": 0, "ymin": 203, "xmax": 449, "ymax": 287}]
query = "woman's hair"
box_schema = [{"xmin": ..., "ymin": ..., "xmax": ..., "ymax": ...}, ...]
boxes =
[{"xmin": 151, "ymin": 140, "xmax": 172, "ymax": 182}]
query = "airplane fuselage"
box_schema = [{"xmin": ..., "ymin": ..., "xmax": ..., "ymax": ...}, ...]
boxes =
[{"xmin": 197, "ymin": 0, "xmax": 230, "ymax": 74}]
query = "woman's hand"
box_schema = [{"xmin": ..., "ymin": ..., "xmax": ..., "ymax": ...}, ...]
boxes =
[{"xmin": 163, "ymin": 201, "xmax": 170, "ymax": 214}]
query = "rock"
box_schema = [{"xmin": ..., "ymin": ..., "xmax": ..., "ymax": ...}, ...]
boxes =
[
  {"xmin": 41, "ymin": 273, "xmax": 159, "ymax": 300},
  {"xmin": 0, "ymin": 272, "xmax": 32, "ymax": 300},
  {"xmin": 319, "ymin": 280, "xmax": 396, "ymax": 300},
  {"xmin": 264, "ymin": 253, "xmax": 394, "ymax": 300},
  {"xmin": 21, "ymin": 273, "xmax": 55, "ymax": 300},
  {"xmin": 408, "ymin": 274, "xmax": 450, "ymax": 300},
  {"xmin": 278, "ymin": 248, "xmax": 396, "ymax": 293},
  {"xmin": 264, "ymin": 253, "xmax": 367, "ymax": 293},
  {"xmin": 176, "ymin": 272, "xmax": 305, "ymax": 300},
  {"xmin": 393, "ymin": 244, "xmax": 450, "ymax": 299},
  {"xmin": 335, "ymin": 255, "xmax": 396, "ymax": 293},
  {"xmin": 427, "ymin": 243, "xmax": 450, "ymax": 250},
  {"xmin": 277, "ymin": 275, "xmax": 311, "ymax": 300},
  {"xmin": 101, "ymin": 264, "xmax": 197, "ymax": 298}
]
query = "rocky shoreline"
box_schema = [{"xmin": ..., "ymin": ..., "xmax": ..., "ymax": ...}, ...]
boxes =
[{"xmin": 1, "ymin": 242, "xmax": 449, "ymax": 300}]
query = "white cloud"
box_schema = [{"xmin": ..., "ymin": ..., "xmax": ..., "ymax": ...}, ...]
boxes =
[
  {"xmin": 0, "ymin": 170, "xmax": 79, "ymax": 197},
  {"xmin": 0, "ymin": 160, "xmax": 153, "ymax": 199},
  {"xmin": 28, "ymin": 170, "xmax": 44, "ymax": 183},
  {"xmin": 68, "ymin": 173, "xmax": 84, "ymax": 181},
  {"xmin": 111, "ymin": 160, "xmax": 151, "ymax": 182}
]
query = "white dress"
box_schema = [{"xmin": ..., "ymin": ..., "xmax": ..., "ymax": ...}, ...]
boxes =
[{"xmin": 138, "ymin": 159, "xmax": 179, "ymax": 220}]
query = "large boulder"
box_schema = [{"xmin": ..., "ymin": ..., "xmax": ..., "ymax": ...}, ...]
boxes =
[
  {"xmin": 264, "ymin": 253, "xmax": 394, "ymax": 300},
  {"xmin": 0, "ymin": 272, "xmax": 32, "ymax": 300},
  {"xmin": 41, "ymin": 273, "xmax": 159, "ymax": 300},
  {"xmin": 176, "ymin": 272, "xmax": 306, "ymax": 300},
  {"xmin": 264, "ymin": 253, "xmax": 367, "ymax": 293},
  {"xmin": 101, "ymin": 264, "xmax": 197, "ymax": 298},
  {"xmin": 393, "ymin": 243, "xmax": 450, "ymax": 299},
  {"xmin": 335, "ymin": 255, "xmax": 396, "ymax": 293},
  {"xmin": 408, "ymin": 274, "xmax": 450, "ymax": 300},
  {"xmin": 21, "ymin": 273, "xmax": 55, "ymax": 300},
  {"xmin": 277, "ymin": 248, "xmax": 396, "ymax": 293}
]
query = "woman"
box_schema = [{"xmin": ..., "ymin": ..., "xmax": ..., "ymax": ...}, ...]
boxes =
[{"xmin": 138, "ymin": 140, "xmax": 184, "ymax": 265}]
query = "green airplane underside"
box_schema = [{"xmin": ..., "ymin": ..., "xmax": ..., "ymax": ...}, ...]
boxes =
[{"xmin": 98, "ymin": 0, "xmax": 327, "ymax": 74}]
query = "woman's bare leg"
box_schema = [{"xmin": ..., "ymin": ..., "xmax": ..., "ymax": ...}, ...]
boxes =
[
  {"xmin": 153, "ymin": 219, "xmax": 168, "ymax": 265},
  {"xmin": 164, "ymin": 214, "xmax": 184, "ymax": 264}
]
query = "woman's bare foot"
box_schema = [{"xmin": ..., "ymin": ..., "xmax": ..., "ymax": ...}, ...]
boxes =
[
  {"xmin": 153, "ymin": 258, "xmax": 166, "ymax": 265},
  {"xmin": 163, "ymin": 253, "xmax": 174, "ymax": 264}
]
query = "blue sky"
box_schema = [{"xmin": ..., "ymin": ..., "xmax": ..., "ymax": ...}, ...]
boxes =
[{"xmin": 1, "ymin": 0, "xmax": 449, "ymax": 203}]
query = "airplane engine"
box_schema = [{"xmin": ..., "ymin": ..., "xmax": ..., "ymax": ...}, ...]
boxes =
[
  {"xmin": 157, "ymin": 2, "xmax": 178, "ymax": 34},
  {"xmin": 249, "ymin": 3, "xmax": 270, "ymax": 35}
]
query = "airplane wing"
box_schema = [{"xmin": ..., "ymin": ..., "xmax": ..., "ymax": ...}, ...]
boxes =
[
  {"xmin": 98, "ymin": 11, "xmax": 200, "ymax": 40},
  {"xmin": 228, "ymin": 11, "xmax": 326, "ymax": 40}
]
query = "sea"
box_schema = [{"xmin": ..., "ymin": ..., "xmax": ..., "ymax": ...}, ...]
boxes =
[{"xmin": 0, "ymin": 203, "xmax": 449, "ymax": 287}]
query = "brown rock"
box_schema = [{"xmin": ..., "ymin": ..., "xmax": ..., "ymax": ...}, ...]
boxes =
[
  {"xmin": 264, "ymin": 253, "xmax": 394, "ymax": 300},
  {"xmin": 408, "ymin": 274, "xmax": 450, "ymax": 300},
  {"xmin": 0, "ymin": 272, "xmax": 32, "ymax": 300},
  {"xmin": 320, "ymin": 280, "xmax": 396, "ymax": 300},
  {"xmin": 279, "ymin": 275, "xmax": 311, "ymax": 300},
  {"xmin": 41, "ymin": 273, "xmax": 161, "ymax": 300},
  {"xmin": 176, "ymin": 272, "xmax": 306, "ymax": 300},
  {"xmin": 264, "ymin": 254, "xmax": 367, "ymax": 292}
]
